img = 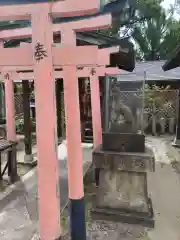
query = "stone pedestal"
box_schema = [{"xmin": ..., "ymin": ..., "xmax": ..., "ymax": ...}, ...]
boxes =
[
  {"xmin": 102, "ymin": 132, "xmax": 145, "ymax": 152},
  {"xmin": 91, "ymin": 144, "xmax": 155, "ymax": 227},
  {"xmin": 172, "ymin": 138, "xmax": 180, "ymax": 148},
  {"xmin": 23, "ymin": 154, "xmax": 37, "ymax": 167}
]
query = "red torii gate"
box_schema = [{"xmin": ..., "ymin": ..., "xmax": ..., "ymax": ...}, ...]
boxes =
[
  {"xmin": 1, "ymin": 44, "xmax": 110, "ymax": 239},
  {"xmin": 2, "ymin": 45, "xmax": 118, "ymax": 144},
  {"xmin": 0, "ymin": 13, "xmax": 120, "ymax": 150},
  {"xmin": 0, "ymin": 1, "xmax": 117, "ymax": 239}
]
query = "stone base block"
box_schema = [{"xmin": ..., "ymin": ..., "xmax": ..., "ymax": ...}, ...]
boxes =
[
  {"xmin": 93, "ymin": 145, "xmax": 155, "ymax": 172},
  {"xmin": 172, "ymin": 138, "xmax": 180, "ymax": 148},
  {"xmin": 102, "ymin": 132, "xmax": 145, "ymax": 153},
  {"xmin": 96, "ymin": 169, "xmax": 150, "ymax": 212},
  {"xmin": 91, "ymin": 198, "xmax": 154, "ymax": 228},
  {"xmin": 24, "ymin": 154, "xmax": 33, "ymax": 162},
  {"xmin": 22, "ymin": 154, "xmax": 37, "ymax": 167}
]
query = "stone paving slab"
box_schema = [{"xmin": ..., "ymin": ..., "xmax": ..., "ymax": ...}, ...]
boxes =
[
  {"xmin": 0, "ymin": 196, "xmax": 37, "ymax": 240},
  {"xmin": 145, "ymin": 136, "xmax": 180, "ymax": 240}
]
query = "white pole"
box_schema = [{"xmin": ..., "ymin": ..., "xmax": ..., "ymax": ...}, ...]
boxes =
[{"xmin": 141, "ymin": 71, "xmax": 146, "ymax": 133}]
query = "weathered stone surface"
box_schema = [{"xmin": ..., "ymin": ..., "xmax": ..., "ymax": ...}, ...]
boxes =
[
  {"xmin": 95, "ymin": 169, "xmax": 149, "ymax": 213},
  {"xmin": 91, "ymin": 206, "xmax": 154, "ymax": 228},
  {"xmin": 93, "ymin": 145, "xmax": 155, "ymax": 172},
  {"xmin": 92, "ymin": 143, "xmax": 155, "ymax": 225},
  {"xmin": 102, "ymin": 132, "xmax": 145, "ymax": 153}
]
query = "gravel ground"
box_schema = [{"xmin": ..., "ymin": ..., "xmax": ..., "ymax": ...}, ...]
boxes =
[
  {"xmin": 31, "ymin": 135, "xmax": 180, "ymax": 240},
  {"xmin": 58, "ymin": 180, "xmax": 150, "ymax": 240}
]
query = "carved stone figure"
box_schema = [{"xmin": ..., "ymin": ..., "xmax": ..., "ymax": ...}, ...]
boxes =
[{"xmin": 109, "ymin": 80, "xmax": 142, "ymax": 133}]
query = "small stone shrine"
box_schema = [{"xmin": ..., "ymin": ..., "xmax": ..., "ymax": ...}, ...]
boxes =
[{"xmin": 91, "ymin": 79, "xmax": 155, "ymax": 227}]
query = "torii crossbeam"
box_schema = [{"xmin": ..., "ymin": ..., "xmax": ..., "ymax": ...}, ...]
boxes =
[{"xmin": 0, "ymin": 45, "xmax": 108, "ymax": 67}]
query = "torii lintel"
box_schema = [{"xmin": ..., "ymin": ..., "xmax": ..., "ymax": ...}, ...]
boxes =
[
  {"xmin": 0, "ymin": 45, "xmax": 113, "ymax": 67},
  {"xmin": 0, "ymin": 14, "xmax": 111, "ymax": 40},
  {"xmin": 0, "ymin": 0, "xmax": 99, "ymax": 21}
]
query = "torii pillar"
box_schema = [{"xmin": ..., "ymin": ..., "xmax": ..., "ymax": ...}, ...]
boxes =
[
  {"xmin": 31, "ymin": 6, "xmax": 61, "ymax": 239},
  {"xmin": 61, "ymin": 28, "xmax": 86, "ymax": 240},
  {"xmin": 90, "ymin": 69, "xmax": 102, "ymax": 148},
  {"xmin": 3, "ymin": 71, "xmax": 16, "ymax": 141},
  {"xmin": 89, "ymin": 68, "xmax": 102, "ymax": 187},
  {"xmin": 0, "ymin": 38, "xmax": 16, "ymax": 142}
]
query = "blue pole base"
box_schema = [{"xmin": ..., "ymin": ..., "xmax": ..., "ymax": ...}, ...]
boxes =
[{"xmin": 69, "ymin": 197, "xmax": 86, "ymax": 240}]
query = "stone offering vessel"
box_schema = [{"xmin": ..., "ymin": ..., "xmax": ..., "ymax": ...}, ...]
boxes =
[{"xmin": 91, "ymin": 79, "xmax": 155, "ymax": 227}]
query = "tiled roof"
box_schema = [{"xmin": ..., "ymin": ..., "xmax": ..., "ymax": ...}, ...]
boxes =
[{"xmin": 110, "ymin": 61, "xmax": 180, "ymax": 82}]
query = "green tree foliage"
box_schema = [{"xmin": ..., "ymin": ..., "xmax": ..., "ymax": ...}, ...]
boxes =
[
  {"xmin": 132, "ymin": 1, "xmax": 180, "ymax": 60},
  {"xmin": 100, "ymin": 0, "xmax": 163, "ymax": 37},
  {"xmin": 102, "ymin": 0, "xmax": 180, "ymax": 61}
]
